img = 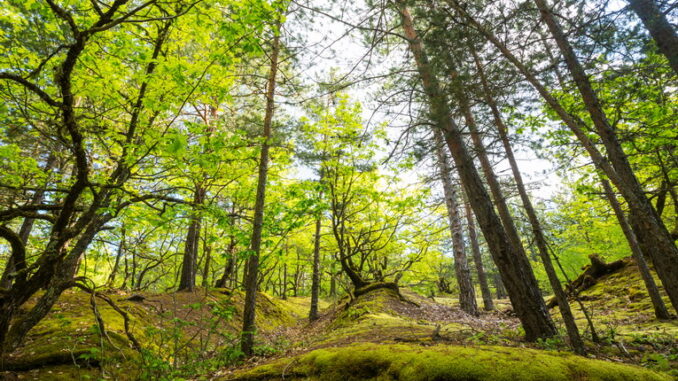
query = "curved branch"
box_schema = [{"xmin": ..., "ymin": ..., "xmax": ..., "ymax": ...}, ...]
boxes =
[
  {"xmin": 0, "ymin": 225, "xmax": 27, "ymax": 283},
  {"xmin": 0, "ymin": 73, "xmax": 61, "ymax": 107}
]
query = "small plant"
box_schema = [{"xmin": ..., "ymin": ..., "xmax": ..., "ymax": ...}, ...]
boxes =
[
  {"xmin": 536, "ymin": 336, "xmax": 566, "ymax": 351},
  {"xmin": 252, "ymin": 344, "xmax": 278, "ymax": 357},
  {"xmin": 133, "ymin": 294, "xmax": 244, "ymax": 380}
]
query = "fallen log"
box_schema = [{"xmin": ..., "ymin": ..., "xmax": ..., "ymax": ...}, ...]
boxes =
[{"xmin": 547, "ymin": 254, "xmax": 627, "ymax": 308}]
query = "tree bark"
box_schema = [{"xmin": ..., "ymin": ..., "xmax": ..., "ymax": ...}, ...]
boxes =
[
  {"xmin": 241, "ymin": 22, "xmax": 281, "ymax": 356},
  {"xmin": 626, "ymin": 0, "xmax": 678, "ymax": 75},
  {"xmin": 1, "ymin": 153, "xmax": 56, "ymax": 288},
  {"xmin": 447, "ymin": 60, "xmax": 528, "ymax": 266},
  {"xmin": 433, "ymin": 130, "xmax": 478, "ymax": 316},
  {"xmin": 464, "ymin": 202, "xmax": 494, "ymax": 311},
  {"xmin": 397, "ymin": 3, "xmax": 556, "ymax": 341},
  {"xmin": 215, "ymin": 234, "xmax": 237, "ymax": 288},
  {"xmin": 201, "ymin": 237, "xmax": 212, "ymax": 288},
  {"xmin": 178, "ymin": 186, "xmax": 205, "ymax": 291},
  {"xmin": 494, "ymin": 273, "xmax": 507, "ymax": 299},
  {"xmin": 309, "ymin": 214, "xmax": 322, "ymax": 321}
]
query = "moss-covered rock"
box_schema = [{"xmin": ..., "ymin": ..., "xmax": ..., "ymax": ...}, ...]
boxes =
[{"xmin": 224, "ymin": 342, "xmax": 672, "ymax": 381}]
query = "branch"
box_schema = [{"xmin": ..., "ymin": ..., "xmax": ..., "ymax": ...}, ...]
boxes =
[
  {"xmin": 0, "ymin": 204, "xmax": 65, "ymax": 222},
  {"xmin": 0, "ymin": 225, "xmax": 27, "ymax": 283},
  {"xmin": 45, "ymin": 0, "xmax": 80, "ymax": 34},
  {"xmin": 0, "ymin": 73, "xmax": 61, "ymax": 107}
]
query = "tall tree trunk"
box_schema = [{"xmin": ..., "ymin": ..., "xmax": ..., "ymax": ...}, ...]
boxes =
[
  {"xmin": 202, "ymin": 237, "xmax": 212, "ymax": 288},
  {"xmin": 446, "ymin": 60, "xmax": 528, "ymax": 265},
  {"xmin": 107, "ymin": 226, "xmax": 125, "ymax": 288},
  {"xmin": 329, "ymin": 264, "xmax": 337, "ymax": 298},
  {"xmin": 215, "ymin": 235, "xmax": 237, "ymax": 288},
  {"xmin": 397, "ymin": 3, "xmax": 556, "ymax": 341},
  {"xmin": 178, "ymin": 186, "xmax": 205, "ymax": 291},
  {"xmin": 282, "ymin": 263, "xmax": 288, "ymax": 300},
  {"xmin": 494, "ymin": 273, "xmax": 507, "ymax": 299},
  {"xmin": 534, "ymin": 0, "xmax": 678, "ymax": 313},
  {"xmin": 434, "ymin": 130, "xmax": 478, "ymax": 316},
  {"xmin": 600, "ymin": 178, "xmax": 671, "ymax": 319},
  {"xmin": 241, "ymin": 23, "xmax": 281, "ymax": 356},
  {"xmin": 471, "ymin": 51, "xmax": 584, "ymax": 353},
  {"xmin": 626, "ymin": 0, "xmax": 678, "ymax": 75},
  {"xmin": 309, "ymin": 214, "xmax": 322, "ymax": 321},
  {"xmin": 464, "ymin": 202, "xmax": 494, "ymax": 311}
]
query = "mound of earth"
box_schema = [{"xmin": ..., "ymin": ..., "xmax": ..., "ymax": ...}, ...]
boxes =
[
  {"xmin": 551, "ymin": 256, "xmax": 678, "ymax": 339},
  {"xmin": 0, "ymin": 288, "xmax": 304, "ymax": 380},
  {"xmin": 224, "ymin": 342, "xmax": 671, "ymax": 381}
]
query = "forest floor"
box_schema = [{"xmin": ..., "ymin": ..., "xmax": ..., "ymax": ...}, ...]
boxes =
[{"xmin": 1, "ymin": 258, "xmax": 677, "ymax": 380}]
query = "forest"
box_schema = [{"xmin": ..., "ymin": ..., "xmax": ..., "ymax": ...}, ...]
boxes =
[{"xmin": 0, "ymin": 0, "xmax": 676, "ymax": 379}]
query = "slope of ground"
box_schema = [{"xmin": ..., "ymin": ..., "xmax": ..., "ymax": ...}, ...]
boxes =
[
  {"xmin": 219, "ymin": 281, "xmax": 675, "ymax": 381},
  {"xmin": 0, "ymin": 288, "xmax": 309, "ymax": 380},
  {"xmin": 550, "ymin": 257, "xmax": 678, "ymax": 375},
  {"xmin": 2, "ymin": 257, "xmax": 677, "ymax": 380}
]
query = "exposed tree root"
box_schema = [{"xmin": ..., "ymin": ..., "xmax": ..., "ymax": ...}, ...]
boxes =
[{"xmin": 73, "ymin": 283, "xmax": 142, "ymax": 352}]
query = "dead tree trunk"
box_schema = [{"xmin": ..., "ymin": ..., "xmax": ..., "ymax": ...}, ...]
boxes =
[
  {"xmin": 397, "ymin": 3, "xmax": 556, "ymax": 341},
  {"xmin": 433, "ymin": 130, "xmax": 478, "ymax": 316}
]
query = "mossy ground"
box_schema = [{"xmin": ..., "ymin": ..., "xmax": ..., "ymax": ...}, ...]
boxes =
[
  {"xmin": 549, "ymin": 259, "xmax": 678, "ymax": 375},
  {"xmin": 1, "ymin": 288, "xmax": 310, "ymax": 380},
  {"xmin": 220, "ymin": 263, "xmax": 677, "ymax": 380},
  {"xmin": 3, "ymin": 261, "xmax": 677, "ymax": 380},
  {"xmin": 224, "ymin": 342, "xmax": 672, "ymax": 381}
]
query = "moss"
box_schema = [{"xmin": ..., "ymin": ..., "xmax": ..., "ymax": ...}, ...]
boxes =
[
  {"xmin": 274, "ymin": 296, "xmax": 329, "ymax": 319},
  {"xmin": 225, "ymin": 342, "xmax": 672, "ymax": 381},
  {"xmin": 552, "ymin": 258, "xmax": 678, "ymax": 340}
]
